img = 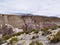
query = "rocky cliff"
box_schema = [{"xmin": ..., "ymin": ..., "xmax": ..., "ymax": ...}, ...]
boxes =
[{"xmin": 0, "ymin": 14, "xmax": 60, "ymax": 32}]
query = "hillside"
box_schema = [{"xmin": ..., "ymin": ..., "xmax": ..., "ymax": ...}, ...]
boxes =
[
  {"xmin": 0, "ymin": 14, "xmax": 60, "ymax": 31},
  {"xmin": 0, "ymin": 14, "xmax": 60, "ymax": 45}
]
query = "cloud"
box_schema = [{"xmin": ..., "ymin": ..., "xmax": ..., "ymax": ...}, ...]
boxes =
[{"xmin": 0, "ymin": 0, "xmax": 60, "ymax": 17}]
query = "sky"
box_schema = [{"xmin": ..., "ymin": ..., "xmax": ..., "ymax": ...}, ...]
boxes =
[{"xmin": 0, "ymin": 0, "xmax": 60, "ymax": 17}]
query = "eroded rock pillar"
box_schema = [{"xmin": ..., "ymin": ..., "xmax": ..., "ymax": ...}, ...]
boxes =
[{"xmin": 3, "ymin": 15, "xmax": 8, "ymax": 24}]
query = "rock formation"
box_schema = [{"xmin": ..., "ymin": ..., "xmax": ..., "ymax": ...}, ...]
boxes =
[{"xmin": 0, "ymin": 14, "xmax": 60, "ymax": 32}]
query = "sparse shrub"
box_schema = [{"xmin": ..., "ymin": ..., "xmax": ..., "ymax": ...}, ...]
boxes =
[
  {"xmin": 25, "ymin": 32, "xmax": 30, "ymax": 34},
  {"xmin": 32, "ymin": 30, "xmax": 39, "ymax": 34},
  {"xmin": 41, "ymin": 28, "xmax": 49, "ymax": 32},
  {"xmin": 12, "ymin": 33, "xmax": 18, "ymax": 36},
  {"xmin": 10, "ymin": 37, "xmax": 18, "ymax": 44},
  {"xmin": 32, "ymin": 36, "xmax": 36, "ymax": 39},
  {"xmin": 57, "ymin": 26, "xmax": 60, "ymax": 28},
  {"xmin": 36, "ymin": 41, "xmax": 43, "ymax": 45},
  {"xmin": 34, "ymin": 30, "xmax": 39, "ymax": 34},
  {"xmin": 43, "ymin": 28, "xmax": 49, "ymax": 31},
  {"xmin": 30, "ymin": 41, "xmax": 35, "ymax": 45},
  {"xmin": 56, "ymin": 30, "xmax": 60, "ymax": 36},
  {"xmin": 50, "ymin": 30, "xmax": 60, "ymax": 43},
  {"xmin": 25, "ymin": 29, "xmax": 39, "ymax": 34},
  {"xmin": 30, "ymin": 40, "xmax": 43, "ymax": 45},
  {"xmin": 51, "ymin": 26, "xmax": 57, "ymax": 30},
  {"xmin": 3, "ymin": 34, "xmax": 11, "ymax": 40},
  {"xmin": 42, "ymin": 28, "xmax": 51, "ymax": 35},
  {"xmin": 32, "ymin": 35, "xmax": 39, "ymax": 39},
  {"xmin": 12, "ymin": 32, "xmax": 24, "ymax": 36},
  {"xmin": 50, "ymin": 36, "xmax": 60, "ymax": 43}
]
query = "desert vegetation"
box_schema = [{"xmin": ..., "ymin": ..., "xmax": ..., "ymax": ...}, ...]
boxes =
[
  {"xmin": 0, "ymin": 25, "xmax": 60, "ymax": 45},
  {"xmin": 41, "ymin": 28, "xmax": 52, "ymax": 35},
  {"xmin": 49, "ymin": 30, "xmax": 60, "ymax": 43},
  {"xmin": 30, "ymin": 40, "xmax": 43, "ymax": 45},
  {"xmin": 10, "ymin": 37, "xmax": 18, "ymax": 44},
  {"xmin": 0, "ymin": 15, "xmax": 60, "ymax": 45}
]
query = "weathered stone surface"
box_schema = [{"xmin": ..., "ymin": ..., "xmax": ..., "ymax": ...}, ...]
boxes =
[
  {"xmin": 1, "ymin": 24, "xmax": 13, "ymax": 36},
  {"xmin": 0, "ymin": 14, "xmax": 60, "ymax": 32}
]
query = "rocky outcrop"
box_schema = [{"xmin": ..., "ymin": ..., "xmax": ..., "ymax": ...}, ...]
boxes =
[
  {"xmin": 0, "ymin": 24, "xmax": 14, "ymax": 36},
  {"xmin": 22, "ymin": 17, "xmax": 40, "ymax": 32},
  {"xmin": 0, "ymin": 14, "xmax": 60, "ymax": 32}
]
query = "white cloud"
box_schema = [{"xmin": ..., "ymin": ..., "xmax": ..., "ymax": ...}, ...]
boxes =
[{"xmin": 0, "ymin": 0, "xmax": 60, "ymax": 17}]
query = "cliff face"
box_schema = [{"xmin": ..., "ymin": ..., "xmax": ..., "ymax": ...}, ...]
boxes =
[
  {"xmin": 0, "ymin": 14, "xmax": 60, "ymax": 31},
  {"xmin": 0, "ymin": 15, "xmax": 25, "ymax": 28}
]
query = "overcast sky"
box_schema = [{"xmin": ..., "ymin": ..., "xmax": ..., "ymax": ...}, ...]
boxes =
[{"xmin": 0, "ymin": 0, "xmax": 60, "ymax": 17}]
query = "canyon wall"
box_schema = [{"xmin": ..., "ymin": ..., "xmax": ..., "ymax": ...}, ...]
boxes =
[{"xmin": 0, "ymin": 14, "xmax": 60, "ymax": 29}]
